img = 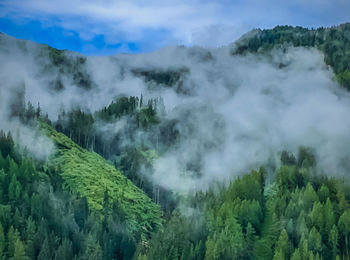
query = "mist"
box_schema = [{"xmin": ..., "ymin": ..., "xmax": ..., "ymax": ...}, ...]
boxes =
[{"xmin": 1, "ymin": 32, "xmax": 350, "ymax": 193}]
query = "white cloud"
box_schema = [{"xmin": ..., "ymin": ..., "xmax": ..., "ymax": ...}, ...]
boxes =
[
  {"xmin": 1, "ymin": 30, "xmax": 350, "ymax": 192},
  {"xmin": 1, "ymin": 0, "xmax": 349, "ymax": 51}
]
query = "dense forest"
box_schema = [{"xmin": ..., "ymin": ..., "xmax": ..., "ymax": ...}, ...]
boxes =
[
  {"xmin": 0, "ymin": 130, "xmax": 141, "ymax": 260},
  {"xmin": 1, "ymin": 23, "xmax": 350, "ymax": 259},
  {"xmin": 2, "ymin": 121, "xmax": 350, "ymax": 259},
  {"xmin": 141, "ymin": 149, "xmax": 350, "ymax": 259}
]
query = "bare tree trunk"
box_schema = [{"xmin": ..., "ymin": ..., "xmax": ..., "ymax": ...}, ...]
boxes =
[{"xmin": 157, "ymin": 187, "xmax": 160, "ymax": 205}]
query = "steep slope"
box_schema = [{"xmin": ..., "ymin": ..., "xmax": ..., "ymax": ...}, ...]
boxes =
[
  {"xmin": 231, "ymin": 22, "xmax": 350, "ymax": 89},
  {"xmin": 41, "ymin": 123, "xmax": 162, "ymax": 237}
]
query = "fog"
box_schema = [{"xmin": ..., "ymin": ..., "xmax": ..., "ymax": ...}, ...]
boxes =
[{"xmin": 1, "ymin": 32, "xmax": 350, "ymax": 192}]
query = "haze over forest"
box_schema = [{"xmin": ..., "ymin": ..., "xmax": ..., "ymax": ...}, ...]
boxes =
[{"xmin": 1, "ymin": 21, "xmax": 350, "ymax": 260}]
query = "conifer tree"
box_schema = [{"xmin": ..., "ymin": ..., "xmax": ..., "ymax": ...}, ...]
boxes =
[
  {"xmin": 0, "ymin": 223, "xmax": 5, "ymax": 260},
  {"xmin": 10, "ymin": 239, "xmax": 27, "ymax": 260}
]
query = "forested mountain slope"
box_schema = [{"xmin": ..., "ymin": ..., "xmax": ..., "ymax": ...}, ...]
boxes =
[
  {"xmin": 142, "ymin": 150, "xmax": 350, "ymax": 260},
  {"xmin": 1, "ymin": 22, "xmax": 350, "ymax": 259},
  {"xmin": 0, "ymin": 129, "xmax": 153, "ymax": 259},
  {"xmin": 41, "ymin": 123, "xmax": 162, "ymax": 237},
  {"xmin": 232, "ymin": 23, "xmax": 350, "ymax": 89}
]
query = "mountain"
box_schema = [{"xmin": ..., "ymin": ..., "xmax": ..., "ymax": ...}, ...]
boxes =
[
  {"xmin": 1, "ymin": 23, "xmax": 350, "ymax": 259},
  {"xmin": 232, "ymin": 23, "xmax": 350, "ymax": 89}
]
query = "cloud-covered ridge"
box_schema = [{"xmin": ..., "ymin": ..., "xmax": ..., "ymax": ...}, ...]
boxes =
[{"xmin": 1, "ymin": 33, "xmax": 350, "ymax": 192}]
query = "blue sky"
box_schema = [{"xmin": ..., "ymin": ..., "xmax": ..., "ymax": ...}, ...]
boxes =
[{"xmin": 0, "ymin": 0, "xmax": 349, "ymax": 55}]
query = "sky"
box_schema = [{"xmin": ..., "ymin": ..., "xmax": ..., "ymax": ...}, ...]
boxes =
[{"xmin": 0, "ymin": 0, "xmax": 349, "ymax": 55}]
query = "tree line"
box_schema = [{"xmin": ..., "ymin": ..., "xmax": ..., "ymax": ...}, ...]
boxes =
[{"xmin": 139, "ymin": 148, "xmax": 350, "ymax": 260}]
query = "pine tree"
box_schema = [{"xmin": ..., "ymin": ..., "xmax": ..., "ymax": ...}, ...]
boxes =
[
  {"xmin": 329, "ymin": 225, "xmax": 338, "ymax": 259},
  {"xmin": 318, "ymin": 184, "xmax": 329, "ymax": 203},
  {"xmin": 0, "ymin": 169, "xmax": 6, "ymax": 204},
  {"xmin": 244, "ymin": 222, "xmax": 255, "ymax": 258},
  {"xmin": 275, "ymin": 229, "xmax": 291, "ymax": 259},
  {"xmin": 308, "ymin": 227, "xmax": 322, "ymax": 254},
  {"xmin": 8, "ymin": 174, "xmax": 21, "ymax": 202},
  {"xmin": 7, "ymin": 226, "xmax": 20, "ymax": 258},
  {"xmin": 310, "ymin": 202, "xmax": 323, "ymax": 232},
  {"xmin": 298, "ymin": 233, "xmax": 309, "ymax": 259},
  {"xmin": 25, "ymin": 217, "xmax": 36, "ymax": 259},
  {"xmin": 273, "ymin": 249, "xmax": 284, "ymax": 260},
  {"xmin": 205, "ymin": 237, "xmax": 219, "ymax": 260},
  {"xmin": 13, "ymin": 209, "xmax": 21, "ymax": 230},
  {"xmin": 10, "ymin": 239, "xmax": 27, "ymax": 260},
  {"xmin": 83, "ymin": 233, "xmax": 102, "ymax": 260},
  {"xmin": 53, "ymin": 239, "xmax": 73, "ymax": 260},
  {"xmin": 336, "ymin": 190, "xmax": 349, "ymax": 211},
  {"xmin": 296, "ymin": 212, "xmax": 308, "ymax": 240},
  {"xmin": 338, "ymin": 210, "xmax": 350, "ymax": 258},
  {"xmin": 324, "ymin": 198, "xmax": 335, "ymax": 235},
  {"xmin": 37, "ymin": 238, "xmax": 51, "ymax": 260},
  {"xmin": 280, "ymin": 151, "xmax": 297, "ymax": 166},
  {"xmin": 302, "ymin": 183, "xmax": 318, "ymax": 211},
  {"xmin": 291, "ymin": 248, "xmax": 302, "ymax": 260},
  {"xmin": 0, "ymin": 223, "xmax": 5, "ymax": 260}
]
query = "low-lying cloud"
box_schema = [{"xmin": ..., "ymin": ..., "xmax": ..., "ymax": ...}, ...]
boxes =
[{"xmin": 1, "ymin": 32, "xmax": 350, "ymax": 193}]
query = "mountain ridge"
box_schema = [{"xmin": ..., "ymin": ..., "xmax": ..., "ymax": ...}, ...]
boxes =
[{"xmin": 231, "ymin": 22, "xmax": 350, "ymax": 89}]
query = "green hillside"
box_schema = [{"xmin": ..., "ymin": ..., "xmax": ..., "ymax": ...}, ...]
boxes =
[
  {"xmin": 232, "ymin": 23, "xmax": 350, "ymax": 89},
  {"xmin": 141, "ymin": 150, "xmax": 350, "ymax": 260},
  {"xmin": 41, "ymin": 123, "xmax": 162, "ymax": 237},
  {"xmin": 1, "ymin": 21, "xmax": 350, "ymax": 259}
]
